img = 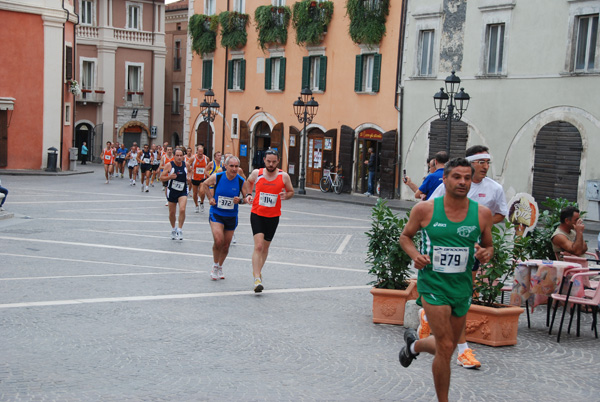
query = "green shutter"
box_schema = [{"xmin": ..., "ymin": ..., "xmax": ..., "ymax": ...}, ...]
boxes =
[
  {"xmin": 279, "ymin": 57, "xmax": 286, "ymax": 91},
  {"xmin": 240, "ymin": 59, "xmax": 246, "ymax": 91},
  {"xmin": 372, "ymin": 54, "xmax": 381, "ymax": 93},
  {"xmin": 227, "ymin": 60, "xmax": 234, "ymax": 90},
  {"xmin": 265, "ymin": 57, "xmax": 272, "ymax": 90},
  {"xmin": 202, "ymin": 60, "xmax": 212, "ymax": 89},
  {"xmin": 318, "ymin": 55, "xmax": 327, "ymax": 91},
  {"xmin": 354, "ymin": 55, "xmax": 363, "ymax": 92},
  {"xmin": 301, "ymin": 56, "xmax": 310, "ymax": 90}
]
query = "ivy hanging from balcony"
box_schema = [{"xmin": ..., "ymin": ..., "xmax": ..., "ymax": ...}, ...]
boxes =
[
  {"xmin": 189, "ymin": 14, "xmax": 218, "ymax": 56},
  {"xmin": 345, "ymin": 0, "xmax": 390, "ymax": 45},
  {"xmin": 292, "ymin": 0, "xmax": 334, "ymax": 46},
  {"xmin": 254, "ymin": 5, "xmax": 292, "ymax": 51},
  {"xmin": 218, "ymin": 11, "xmax": 250, "ymax": 49}
]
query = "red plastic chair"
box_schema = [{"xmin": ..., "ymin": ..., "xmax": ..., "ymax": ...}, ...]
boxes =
[{"xmin": 549, "ymin": 271, "xmax": 600, "ymax": 342}]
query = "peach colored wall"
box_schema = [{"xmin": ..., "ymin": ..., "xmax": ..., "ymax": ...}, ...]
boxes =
[
  {"xmin": 115, "ymin": 48, "xmax": 153, "ymax": 108},
  {"xmin": 112, "ymin": 0, "xmax": 156, "ymax": 31},
  {"xmin": 0, "ymin": 10, "xmax": 45, "ymax": 170},
  {"xmin": 188, "ymin": 0, "xmax": 402, "ymax": 171},
  {"xmin": 62, "ymin": 20, "xmax": 76, "ymax": 169}
]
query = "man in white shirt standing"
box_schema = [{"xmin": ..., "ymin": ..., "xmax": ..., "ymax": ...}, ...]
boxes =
[{"xmin": 425, "ymin": 145, "xmax": 508, "ymax": 369}]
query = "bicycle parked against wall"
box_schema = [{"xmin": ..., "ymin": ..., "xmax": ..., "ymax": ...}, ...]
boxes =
[{"xmin": 320, "ymin": 164, "xmax": 343, "ymax": 194}]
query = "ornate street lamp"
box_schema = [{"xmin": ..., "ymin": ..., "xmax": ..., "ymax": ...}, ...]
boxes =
[
  {"xmin": 200, "ymin": 89, "xmax": 220, "ymax": 150},
  {"xmin": 293, "ymin": 88, "xmax": 319, "ymax": 195},
  {"xmin": 433, "ymin": 71, "xmax": 470, "ymax": 156}
]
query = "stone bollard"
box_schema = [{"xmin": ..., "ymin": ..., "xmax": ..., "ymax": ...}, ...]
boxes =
[{"xmin": 404, "ymin": 300, "xmax": 420, "ymax": 329}]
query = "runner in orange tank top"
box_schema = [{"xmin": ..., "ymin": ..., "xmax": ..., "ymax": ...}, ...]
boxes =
[
  {"xmin": 187, "ymin": 145, "xmax": 211, "ymax": 213},
  {"xmin": 243, "ymin": 149, "xmax": 294, "ymax": 293},
  {"xmin": 102, "ymin": 141, "xmax": 115, "ymax": 184}
]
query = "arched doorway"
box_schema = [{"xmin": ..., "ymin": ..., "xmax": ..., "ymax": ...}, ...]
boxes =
[
  {"xmin": 75, "ymin": 123, "xmax": 93, "ymax": 161},
  {"xmin": 532, "ymin": 121, "xmax": 583, "ymax": 204},
  {"xmin": 306, "ymin": 128, "xmax": 326, "ymax": 188},
  {"xmin": 252, "ymin": 121, "xmax": 271, "ymax": 169},
  {"xmin": 196, "ymin": 122, "xmax": 213, "ymax": 159},
  {"xmin": 356, "ymin": 128, "xmax": 383, "ymax": 194}
]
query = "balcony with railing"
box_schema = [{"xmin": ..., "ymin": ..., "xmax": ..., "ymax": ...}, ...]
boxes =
[
  {"xmin": 76, "ymin": 89, "xmax": 105, "ymax": 103},
  {"xmin": 76, "ymin": 26, "xmax": 157, "ymax": 46},
  {"xmin": 125, "ymin": 91, "xmax": 145, "ymax": 107}
]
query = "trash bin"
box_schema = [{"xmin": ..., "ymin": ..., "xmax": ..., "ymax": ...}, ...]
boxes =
[{"xmin": 46, "ymin": 147, "xmax": 58, "ymax": 172}]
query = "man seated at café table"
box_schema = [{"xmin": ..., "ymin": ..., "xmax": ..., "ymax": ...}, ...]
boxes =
[{"xmin": 551, "ymin": 206, "xmax": 588, "ymax": 260}]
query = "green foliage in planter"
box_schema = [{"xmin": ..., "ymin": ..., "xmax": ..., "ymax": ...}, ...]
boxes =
[
  {"xmin": 345, "ymin": 0, "xmax": 390, "ymax": 45},
  {"xmin": 189, "ymin": 14, "xmax": 218, "ymax": 56},
  {"xmin": 292, "ymin": 0, "xmax": 334, "ymax": 46},
  {"xmin": 474, "ymin": 221, "xmax": 529, "ymax": 307},
  {"xmin": 254, "ymin": 5, "xmax": 292, "ymax": 51},
  {"xmin": 218, "ymin": 11, "xmax": 249, "ymax": 49},
  {"xmin": 523, "ymin": 197, "xmax": 585, "ymax": 260},
  {"xmin": 366, "ymin": 199, "xmax": 418, "ymax": 290}
]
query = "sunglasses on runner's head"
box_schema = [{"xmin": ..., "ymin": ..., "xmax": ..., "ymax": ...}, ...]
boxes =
[{"xmin": 265, "ymin": 149, "xmax": 278, "ymax": 157}]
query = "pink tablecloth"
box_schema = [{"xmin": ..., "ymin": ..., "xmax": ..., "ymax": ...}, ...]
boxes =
[{"xmin": 509, "ymin": 260, "xmax": 585, "ymax": 310}]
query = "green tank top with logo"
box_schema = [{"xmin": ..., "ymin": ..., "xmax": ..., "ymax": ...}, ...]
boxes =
[{"xmin": 417, "ymin": 196, "xmax": 481, "ymax": 299}]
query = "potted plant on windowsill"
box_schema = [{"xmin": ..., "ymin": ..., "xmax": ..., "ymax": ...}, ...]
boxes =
[
  {"xmin": 254, "ymin": 5, "xmax": 291, "ymax": 51},
  {"xmin": 189, "ymin": 14, "xmax": 218, "ymax": 56},
  {"xmin": 345, "ymin": 0, "xmax": 390, "ymax": 45},
  {"xmin": 218, "ymin": 11, "xmax": 249, "ymax": 49},
  {"xmin": 292, "ymin": 0, "xmax": 334, "ymax": 46},
  {"xmin": 466, "ymin": 220, "xmax": 527, "ymax": 346},
  {"xmin": 366, "ymin": 199, "xmax": 419, "ymax": 325}
]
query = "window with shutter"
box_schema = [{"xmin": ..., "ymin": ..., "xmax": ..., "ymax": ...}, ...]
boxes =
[
  {"xmin": 318, "ymin": 55, "xmax": 327, "ymax": 91},
  {"xmin": 265, "ymin": 58, "xmax": 272, "ymax": 90},
  {"xmin": 202, "ymin": 60, "xmax": 213, "ymax": 89},
  {"xmin": 240, "ymin": 59, "xmax": 246, "ymax": 90},
  {"xmin": 279, "ymin": 57, "xmax": 286, "ymax": 91},
  {"xmin": 228, "ymin": 60, "xmax": 234, "ymax": 90},
  {"xmin": 65, "ymin": 46, "xmax": 73, "ymax": 80},
  {"xmin": 301, "ymin": 56, "xmax": 310, "ymax": 90},
  {"xmin": 372, "ymin": 53, "xmax": 381, "ymax": 92},
  {"xmin": 354, "ymin": 55, "xmax": 363, "ymax": 92}
]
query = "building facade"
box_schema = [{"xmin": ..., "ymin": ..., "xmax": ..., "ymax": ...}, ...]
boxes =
[
  {"xmin": 186, "ymin": 0, "xmax": 404, "ymax": 196},
  {"xmin": 400, "ymin": 0, "xmax": 600, "ymax": 219},
  {"xmin": 0, "ymin": 0, "xmax": 77, "ymax": 170},
  {"xmin": 75, "ymin": 0, "xmax": 166, "ymax": 161},
  {"xmin": 164, "ymin": 0, "xmax": 189, "ymax": 147}
]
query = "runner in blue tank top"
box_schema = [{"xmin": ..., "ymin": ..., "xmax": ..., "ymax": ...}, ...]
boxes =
[
  {"xmin": 397, "ymin": 158, "xmax": 494, "ymax": 402},
  {"xmin": 160, "ymin": 148, "xmax": 188, "ymax": 241},
  {"xmin": 202, "ymin": 156, "xmax": 248, "ymax": 281}
]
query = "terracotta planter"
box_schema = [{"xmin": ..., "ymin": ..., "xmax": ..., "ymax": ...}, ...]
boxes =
[
  {"xmin": 370, "ymin": 279, "xmax": 417, "ymax": 325},
  {"xmin": 465, "ymin": 303, "xmax": 525, "ymax": 346}
]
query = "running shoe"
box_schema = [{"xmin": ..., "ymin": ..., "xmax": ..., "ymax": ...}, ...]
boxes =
[
  {"xmin": 145, "ymin": 186, "xmax": 149, "ymax": 193},
  {"xmin": 141, "ymin": 184, "xmax": 144, "ymax": 192},
  {"xmin": 176, "ymin": 228, "xmax": 183, "ymax": 240},
  {"xmin": 165, "ymin": 201, "xmax": 168, "ymax": 206},
  {"xmin": 254, "ymin": 277, "xmax": 264, "ymax": 293},
  {"xmin": 218, "ymin": 266, "xmax": 224, "ymax": 279},
  {"xmin": 399, "ymin": 328, "xmax": 419, "ymax": 368},
  {"xmin": 200, "ymin": 203, "xmax": 205, "ymax": 212},
  {"xmin": 232, "ymin": 234, "xmax": 237, "ymax": 244},
  {"xmin": 417, "ymin": 308, "xmax": 431, "ymax": 339},
  {"xmin": 210, "ymin": 265, "xmax": 219, "ymax": 281},
  {"xmin": 133, "ymin": 181, "xmax": 136, "ymax": 186},
  {"xmin": 457, "ymin": 349, "xmax": 481, "ymax": 369},
  {"xmin": 105, "ymin": 180, "xmax": 109, "ymax": 184},
  {"xmin": 171, "ymin": 228, "xmax": 177, "ymax": 240},
  {"xmin": 151, "ymin": 183, "xmax": 154, "ymax": 187},
  {"xmin": 0, "ymin": 207, "xmax": 5, "ymax": 212},
  {"xmin": 195, "ymin": 205, "xmax": 200, "ymax": 213},
  {"xmin": 121, "ymin": 173, "xmax": 124, "ymax": 178}
]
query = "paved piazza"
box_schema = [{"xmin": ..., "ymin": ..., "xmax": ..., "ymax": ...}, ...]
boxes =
[{"xmin": 0, "ymin": 167, "xmax": 598, "ymax": 401}]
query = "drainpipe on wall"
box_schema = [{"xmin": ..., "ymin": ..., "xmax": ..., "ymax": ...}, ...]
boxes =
[
  {"xmin": 221, "ymin": 0, "xmax": 230, "ymax": 155},
  {"xmin": 72, "ymin": 1, "xmax": 80, "ymax": 148},
  {"xmin": 394, "ymin": 0, "xmax": 408, "ymax": 198},
  {"xmin": 151, "ymin": 0, "xmax": 155, "ymax": 143},
  {"xmin": 60, "ymin": 0, "xmax": 69, "ymax": 170}
]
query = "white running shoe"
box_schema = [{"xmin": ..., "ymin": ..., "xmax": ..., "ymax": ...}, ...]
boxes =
[
  {"xmin": 133, "ymin": 181, "xmax": 136, "ymax": 186},
  {"xmin": 171, "ymin": 228, "xmax": 177, "ymax": 240},
  {"xmin": 165, "ymin": 201, "xmax": 169, "ymax": 206},
  {"xmin": 145, "ymin": 186, "xmax": 149, "ymax": 192},
  {"xmin": 210, "ymin": 265, "xmax": 219, "ymax": 281},
  {"xmin": 232, "ymin": 234, "xmax": 237, "ymax": 244},
  {"xmin": 195, "ymin": 205, "xmax": 199, "ymax": 213},
  {"xmin": 254, "ymin": 277, "xmax": 264, "ymax": 293},
  {"xmin": 200, "ymin": 203, "xmax": 205, "ymax": 212},
  {"xmin": 218, "ymin": 266, "xmax": 224, "ymax": 279},
  {"xmin": 176, "ymin": 228, "xmax": 183, "ymax": 240},
  {"xmin": 105, "ymin": 180, "xmax": 109, "ymax": 184}
]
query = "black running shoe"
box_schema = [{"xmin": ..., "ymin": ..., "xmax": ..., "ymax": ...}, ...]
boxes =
[{"xmin": 399, "ymin": 328, "xmax": 419, "ymax": 367}]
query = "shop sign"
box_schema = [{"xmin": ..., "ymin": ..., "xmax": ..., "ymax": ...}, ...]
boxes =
[{"xmin": 358, "ymin": 129, "xmax": 383, "ymax": 141}]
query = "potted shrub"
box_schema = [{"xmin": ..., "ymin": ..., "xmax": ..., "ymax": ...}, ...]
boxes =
[
  {"xmin": 292, "ymin": 0, "xmax": 334, "ymax": 46},
  {"xmin": 254, "ymin": 5, "xmax": 291, "ymax": 51},
  {"xmin": 189, "ymin": 14, "xmax": 218, "ymax": 56},
  {"xmin": 467, "ymin": 220, "xmax": 527, "ymax": 346},
  {"xmin": 345, "ymin": 0, "xmax": 390, "ymax": 45},
  {"xmin": 366, "ymin": 199, "xmax": 418, "ymax": 325},
  {"xmin": 218, "ymin": 11, "xmax": 249, "ymax": 49}
]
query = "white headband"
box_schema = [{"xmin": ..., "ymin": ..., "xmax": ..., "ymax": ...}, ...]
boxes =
[{"xmin": 466, "ymin": 153, "xmax": 491, "ymax": 162}]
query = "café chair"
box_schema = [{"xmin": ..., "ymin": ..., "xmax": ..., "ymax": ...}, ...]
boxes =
[{"xmin": 549, "ymin": 271, "xmax": 600, "ymax": 343}]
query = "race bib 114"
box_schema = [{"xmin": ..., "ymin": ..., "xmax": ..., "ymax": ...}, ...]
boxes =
[{"xmin": 258, "ymin": 192, "xmax": 278, "ymax": 208}]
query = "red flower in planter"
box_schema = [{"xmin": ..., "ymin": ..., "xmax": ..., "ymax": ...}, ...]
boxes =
[
  {"xmin": 271, "ymin": 6, "xmax": 276, "ymax": 12},
  {"xmin": 136, "ymin": 91, "xmax": 144, "ymax": 95},
  {"xmin": 278, "ymin": 8, "xmax": 284, "ymax": 13},
  {"xmin": 95, "ymin": 90, "xmax": 105, "ymax": 94},
  {"xmin": 81, "ymin": 89, "xmax": 92, "ymax": 93},
  {"xmin": 310, "ymin": 1, "xmax": 316, "ymax": 7}
]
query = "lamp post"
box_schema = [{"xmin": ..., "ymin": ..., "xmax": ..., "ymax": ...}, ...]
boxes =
[
  {"xmin": 293, "ymin": 88, "xmax": 319, "ymax": 195},
  {"xmin": 433, "ymin": 71, "xmax": 470, "ymax": 156},
  {"xmin": 199, "ymin": 89, "xmax": 220, "ymax": 151}
]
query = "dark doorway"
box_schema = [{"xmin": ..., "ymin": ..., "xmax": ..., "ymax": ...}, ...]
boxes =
[
  {"xmin": 288, "ymin": 126, "xmax": 300, "ymax": 187},
  {"xmin": 252, "ymin": 121, "xmax": 271, "ymax": 169},
  {"xmin": 239, "ymin": 121, "xmax": 250, "ymax": 176},
  {"xmin": 532, "ymin": 121, "xmax": 582, "ymax": 205},
  {"xmin": 356, "ymin": 129, "xmax": 383, "ymax": 195},
  {"xmin": 196, "ymin": 121, "xmax": 213, "ymax": 159},
  {"xmin": 75, "ymin": 123, "xmax": 93, "ymax": 161}
]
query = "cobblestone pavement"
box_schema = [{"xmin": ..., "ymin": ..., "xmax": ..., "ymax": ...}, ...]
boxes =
[{"xmin": 0, "ymin": 166, "xmax": 598, "ymax": 401}]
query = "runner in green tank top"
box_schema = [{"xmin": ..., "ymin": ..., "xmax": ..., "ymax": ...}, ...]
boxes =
[{"xmin": 398, "ymin": 158, "xmax": 494, "ymax": 402}]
